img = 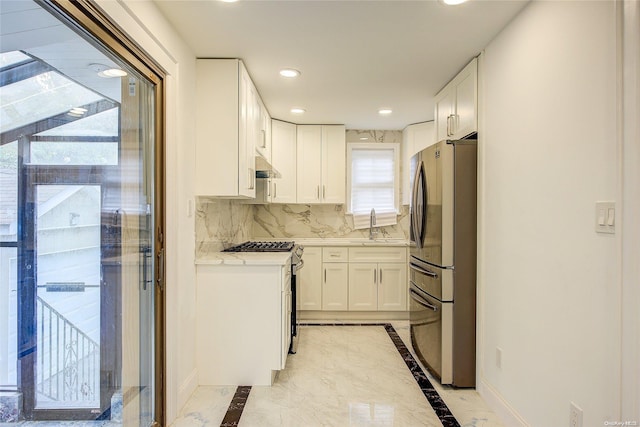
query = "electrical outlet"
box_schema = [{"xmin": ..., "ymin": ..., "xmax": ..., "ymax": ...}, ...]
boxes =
[
  {"xmin": 570, "ymin": 402, "xmax": 583, "ymax": 427},
  {"xmin": 496, "ymin": 347, "xmax": 503, "ymax": 369}
]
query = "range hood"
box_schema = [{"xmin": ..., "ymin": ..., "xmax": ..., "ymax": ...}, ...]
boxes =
[{"xmin": 255, "ymin": 153, "xmax": 280, "ymax": 178}]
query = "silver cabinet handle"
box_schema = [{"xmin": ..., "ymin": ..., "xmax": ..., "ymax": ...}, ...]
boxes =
[
  {"xmin": 273, "ymin": 182, "xmax": 277, "ymax": 199},
  {"xmin": 446, "ymin": 114, "xmax": 451, "ymax": 136},
  {"xmin": 409, "ymin": 262, "xmax": 438, "ymax": 278},
  {"xmin": 266, "ymin": 179, "xmax": 271, "ymax": 197},
  {"xmin": 261, "ymin": 129, "xmax": 266, "ymax": 148},
  {"xmin": 374, "ymin": 269, "xmax": 377, "ymax": 284},
  {"xmin": 317, "ymin": 185, "xmax": 320, "ymax": 200},
  {"xmin": 324, "ymin": 269, "xmax": 327, "ymax": 283},
  {"xmin": 248, "ymin": 168, "xmax": 255, "ymax": 190},
  {"xmin": 323, "ymin": 185, "xmax": 326, "ymax": 199},
  {"xmin": 379, "ymin": 268, "xmax": 382, "ymax": 283}
]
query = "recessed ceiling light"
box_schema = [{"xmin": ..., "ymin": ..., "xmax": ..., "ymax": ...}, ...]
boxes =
[
  {"xmin": 378, "ymin": 109, "xmax": 393, "ymax": 115},
  {"xmin": 359, "ymin": 137, "xmax": 369, "ymax": 141},
  {"xmin": 280, "ymin": 68, "xmax": 301, "ymax": 78},
  {"xmin": 291, "ymin": 108, "xmax": 306, "ymax": 114},
  {"xmin": 99, "ymin": 68, "xmax": 127, "ymax": 78},
  {"xmin": 89, "ymin": 63, "xmax": 127, "ymax": 78},
  {"xmin": 220, "ymin": 0, "xmax": 239, "ymax": 3},
  {"xmin": 441, "ymin": 0, "xmax": 468, "ymax": 5}
]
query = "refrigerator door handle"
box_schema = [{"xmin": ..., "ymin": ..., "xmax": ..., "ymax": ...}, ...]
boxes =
[
  {"xmin": 412, "ymin": 160, "xmax": 426, "ymax": 248},
  {"xmin": 409, "ymin": 287, "xmax": 438, "ymax": 312},
  {"xmin": 409, "ymin": 262, "xmax": 438, "ymax": 278}
]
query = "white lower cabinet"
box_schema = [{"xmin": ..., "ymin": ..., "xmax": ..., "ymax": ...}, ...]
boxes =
[
  {"xmin": 348, "ymin": 263, "xmax": 378, "ymax": 311},
  {"xmin": 322, "ymin": 247, "xmax": 348, "ymax": 310},
  {"xmin": 377, "ymin": 262, "xmax": 407, "ymax": 311},
  {"xmin": 348, "ymin": 247, "xmax": 408, "ymax": 311},
  {"xmin": 298, "ymin": 246, "xmax": 322, "ymax": 310},
  {"xmin": 196, "ymin": 262, "xmax": 290, "ymax": 385},
  {"xmin": 299, "ymin": 245, "xmax": 408, "ymax": 313}
]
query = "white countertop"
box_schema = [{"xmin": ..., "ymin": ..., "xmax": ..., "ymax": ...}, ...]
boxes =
[
  {"xmin": 293, "ymin": 238, "xmax": 409, "ymax": 247},
  {"xmin": 196, "ymin": 251, "xmax": 292, "ymax": 266}
]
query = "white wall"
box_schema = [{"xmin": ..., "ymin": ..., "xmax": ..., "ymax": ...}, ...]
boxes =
[
  {"xmin": 477, "ymin": 1, "xmax": 625, "ymax": 426},
  {"xmin": 94, "ymin": 1, "xmax": 197, "ymax": 423}
]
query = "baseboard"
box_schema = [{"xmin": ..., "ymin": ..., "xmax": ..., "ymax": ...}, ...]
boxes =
[
  {"xmin": 299, "ymin": 311, "xmax": 409, "ymax": 322},
  {"xmin": 477, "ymin": 377, "xmax": 529, "ymax": 427},
  {"xmin": 177, "ymin": 368, "xmax": 198, "ymax": 415}
]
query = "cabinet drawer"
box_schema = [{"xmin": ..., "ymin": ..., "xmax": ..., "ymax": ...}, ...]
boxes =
[
  {"xmin": 348, "ymin": 247, "xmax": 407, "ymax": 263},
  {"xmin": 323, "ymin": 247, "xmax": 349, "ymax": 262}
]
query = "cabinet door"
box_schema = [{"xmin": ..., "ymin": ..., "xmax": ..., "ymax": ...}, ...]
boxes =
[
  {"xmin": 298, "ymin": 247, "xmax": 322, "ymax": 310},
  {"xmin": 271, "ymin": 120, "xmax": 297, "ymax": 203},
  {"xmin": 377, "ymin": 263, "xmax": 407, "ymax": 311},
  {"xmin": 348, "ymin": 263, "xmax": 377, "ymax": 311},
  {"xmin": 238, "ymin": 63, "xmax": 255, "ymax": 197},
  {"xmin": 322, "ymin": 263, "xmax": 348, "ymax": 310},
  {"xmin": 296, "ymin": 125, "xmax": 322, "ymax": 203},
  {"xmin": 434, "ymin": 89, "xmax": 454, "ymax": 142},
  {"xmin": 256, "ymin": 98, "xmax": 271, "ymax": 160},
  {"xmin": 452, "ymin": 60, "xmax": 477, "ymax": 139},
  {"xmin": 195, "ymin": 59, "xmax": 240, "ymax": 197},
  {"xmin": 402, "ymin": 122, "xmax": 434, "ymax": 205},
  {"xmin": 321, "ymin": 125, "xmax": 346, "ymax": 204}
]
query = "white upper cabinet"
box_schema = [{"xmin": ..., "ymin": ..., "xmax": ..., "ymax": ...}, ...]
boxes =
[
  {"xmin": 402, "ymin": 121, "xmax": 434, "ymax": 205},
  {"xmin": 296, "ymin": 125, "xmax": 346, "ymax": 204},
  {"xmin": 256, "ymin": 97, "xmax": 271, "ymax": 162},
  {"xmin": 195, "ymin": 59, "xmax": 258, "ymax": 198},
  {"xmin": 434, "ymin": 58, "xmax": 478, "ymax": 141},
  {"xmin": 271, "ymin": 120, "xmax": 297, "ymax": 203}
]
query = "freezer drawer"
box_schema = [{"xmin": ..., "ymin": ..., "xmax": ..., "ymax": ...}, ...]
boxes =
[
  {"xmin": 409, "ymin": 256, "xmax": 453, "ymax": 301},
  {"xmin": 409, "ymin": 282, "xmax": 453, "ymax": 384}
]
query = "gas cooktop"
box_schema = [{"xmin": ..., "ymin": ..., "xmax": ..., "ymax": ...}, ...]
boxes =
[{"xmin": 222, "ymin": 241, "xmax": 295, "ymax": 252}]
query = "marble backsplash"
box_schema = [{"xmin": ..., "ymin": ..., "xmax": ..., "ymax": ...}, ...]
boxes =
[
  {"xmin": 195, "ymin": 129, "xmax": 410, "ymax": 252},
  {"xmin": 195, "ymin": 198, "xmax": 253, "ymax": 255},
  {"xmin": 252, "ymin": 204, "xmax": 410, "ymax": 240}
]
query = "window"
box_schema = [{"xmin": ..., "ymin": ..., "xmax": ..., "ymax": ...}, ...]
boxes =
[{"xmin": 347, "ymin": 143, "xmax": 399, "ymax": 229}]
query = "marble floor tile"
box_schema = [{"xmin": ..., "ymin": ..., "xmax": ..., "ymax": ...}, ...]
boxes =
[
  {"xmin": 171, "ymin": 386, "xmax": 236, "ymax": 427},
  {"xmin": 172, "ymin": 323, "xmax": 502, "ymax": 427},
  {"xmin": 390, "ymin": 322, "xmax": 504, "ymax": 427}
]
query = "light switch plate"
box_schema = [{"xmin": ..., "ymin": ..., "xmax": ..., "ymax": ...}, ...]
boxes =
[{"xmin": 595, "ymin": 201, "xmax": 615, "ymax": 234}]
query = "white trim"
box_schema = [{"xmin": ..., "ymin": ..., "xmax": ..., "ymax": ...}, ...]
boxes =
[
  {"xmin": 477, "ymin": 378, "xmax": 529, "ymax": 427},
  {"xmin": 177, "ymin": 368, "xmax": 198, "ymax": 415},
  {"xmin": 621, "ymin": 0, "xmax": 640, "ymax": 421}
]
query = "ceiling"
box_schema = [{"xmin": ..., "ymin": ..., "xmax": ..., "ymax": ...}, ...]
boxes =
[
  {"xmin": 0, "ymin": 1, "xmax": 123, "ymax": 102},
  {"xmin": 154, "ymin": 0, "xmax": 529, "ymax": 130}
]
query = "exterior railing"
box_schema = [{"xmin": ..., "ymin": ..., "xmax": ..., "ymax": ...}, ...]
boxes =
[{"xmin": 36, "ymin": 296, "xmax": 99, "ymax": 405}]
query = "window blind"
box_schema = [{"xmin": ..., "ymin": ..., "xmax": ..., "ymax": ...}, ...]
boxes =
[{"xmin": 350, "ymin": 146, "xmax": 398, "ymax": 229}]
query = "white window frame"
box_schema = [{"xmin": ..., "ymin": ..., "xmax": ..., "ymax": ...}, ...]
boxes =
[{"xmin": 346, "ymin": 142, "xmax": 400, "ymax": 215}]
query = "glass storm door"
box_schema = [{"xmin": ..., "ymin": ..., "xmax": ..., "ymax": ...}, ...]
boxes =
[{"xmin": 1, "ymin": 0, "xmax": 163, "ymax": 424}]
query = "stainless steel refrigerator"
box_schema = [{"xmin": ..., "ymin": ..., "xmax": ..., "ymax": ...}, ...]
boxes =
[{"xmin": 409, "ymin": 139, "xmax": 477, "ymax": 387}]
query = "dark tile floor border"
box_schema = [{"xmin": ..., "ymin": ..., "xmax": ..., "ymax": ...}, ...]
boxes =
[
  {"xmin": 383, "ymin": 323, "xmax": 461, "ymax": 427},
  {"xmin": 219, "ymin": 386, "xmax": 251, "ymax": 427},
  {"xmin": 219, "ymin": 323, "xmax": 461, "ymax": 427}
]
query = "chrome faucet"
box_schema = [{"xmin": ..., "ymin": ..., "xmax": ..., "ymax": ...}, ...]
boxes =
[{"xmin": 369, "ymin": 208, "xmax": 378, "ymax": 240}]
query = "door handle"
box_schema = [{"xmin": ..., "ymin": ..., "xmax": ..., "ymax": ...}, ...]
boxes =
[
  {"xmin": 409, "ymin": 288, "xmax": 438, "ymax": 311},
  {"xmin": 409, "ymin": 262, "xmax": 438, "ymax": 278},
  {"xmin": 156, "ymin": 248, "xmax": 165, "ymax": 290}
]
